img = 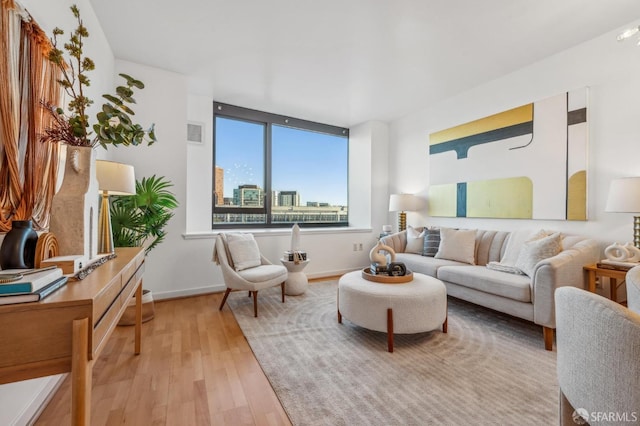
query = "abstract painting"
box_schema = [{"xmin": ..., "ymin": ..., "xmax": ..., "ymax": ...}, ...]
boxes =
[{"xmin": 428, "ymin": 88, "xmax": 588, "ymax": 220}]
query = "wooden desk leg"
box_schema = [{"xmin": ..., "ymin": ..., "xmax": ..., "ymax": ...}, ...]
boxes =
[
  {"xmin": 610, "ymin": 278, "xmax": 617, "ymax": 302},
  {"xmin": 72, "ymin": 318, "xmax": 92, "ymax": 426},
  {"xmin": 587, "ymin": 271, "xmax": 597, "ymax": 293},
  {"xmin": 135, "ymin": 281, "xmax": 142, "ymax": 355}
]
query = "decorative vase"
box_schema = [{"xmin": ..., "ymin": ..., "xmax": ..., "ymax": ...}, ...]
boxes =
[
  {"xmin": 48, "ymin": 145, "xmax": 99, "ymax": 260},
  {"xmin": 0, "ymin": 220, "xmax": 39, "ymax": 269}
]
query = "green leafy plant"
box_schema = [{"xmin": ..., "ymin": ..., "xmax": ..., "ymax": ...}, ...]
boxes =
[
  {"xmin": 110, "ymin": 176, "xmax": 178, "ymax": 253},
  {"xmin": 41, "ymin": 4, "xmax": 156, "ymax": 148}
]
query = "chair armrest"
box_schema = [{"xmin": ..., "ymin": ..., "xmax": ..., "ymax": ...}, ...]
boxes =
[
  {"xmin": 380, "ymin": 230, "xmax": 407, "ymax": 254},
  {"xmin": 532, "ymin": 239, "xmax": 600, "ymax": 328}
]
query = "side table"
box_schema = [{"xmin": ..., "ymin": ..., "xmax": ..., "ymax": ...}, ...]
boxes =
[
  {"xmin": 583, "ymin": 263, "xmax": 628, "ymax": 303},
  {"xmin": 280, "ymin": 259, "xmax": 310, "ymax": 295}
]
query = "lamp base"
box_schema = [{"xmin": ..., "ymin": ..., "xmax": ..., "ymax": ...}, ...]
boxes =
[
  {"xmin": 98, "ymin": 192, "xmax": 114, "ymax": 254},
  {"xmin": 398, "ymin": 212, "xmax": 407, "ymax": 232}
]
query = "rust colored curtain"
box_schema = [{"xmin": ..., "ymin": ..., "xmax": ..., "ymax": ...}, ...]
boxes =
[{"xmin": 0, "ymin": 0, "xmax": 61, "ymax": 231}]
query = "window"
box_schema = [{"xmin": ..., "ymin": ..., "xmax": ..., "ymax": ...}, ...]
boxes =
[{"xmin": 213, "ymin": 102, "xmax": 349, "ymax": 228}]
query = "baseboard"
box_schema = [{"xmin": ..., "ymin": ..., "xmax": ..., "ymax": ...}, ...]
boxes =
[{"xmin": 153, "ymin": 284, "xmax": 226, "ymax": 301}]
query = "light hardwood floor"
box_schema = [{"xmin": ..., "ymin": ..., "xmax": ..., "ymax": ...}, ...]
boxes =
[{"xmin": 35, "ymin": 291, "xmax": 292, "ymax": 426}]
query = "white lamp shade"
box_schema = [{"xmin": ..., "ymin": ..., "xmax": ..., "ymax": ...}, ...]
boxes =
[
  {"xmin": 605, "ymin": 177, "xmax": 640, "ymax": 212},
  {"xmin": 96, "ymin": 160, "xmax": 136, "ymax": 195},
  {"xmin": 389, "ymin": 193, "xmax": 417, "ymax": 212}
]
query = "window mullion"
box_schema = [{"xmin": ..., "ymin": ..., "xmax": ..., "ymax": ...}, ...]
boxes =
[{"xmin": 265, "ymin": 122, "xmax": 272, "ymax": 226}]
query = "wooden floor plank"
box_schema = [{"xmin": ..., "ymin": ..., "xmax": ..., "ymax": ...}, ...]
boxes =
[{"xmin": 34, "ymin": 292, "xmax": 292, "ymax": 426}]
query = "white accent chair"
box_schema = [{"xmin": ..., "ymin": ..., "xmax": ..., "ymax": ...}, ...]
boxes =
[
  {"xmin": 555, "ymin": 287, "xmax": 640, "ymax": 425},
  {"xmin": 626, "ymin": 265, "xmax": 640, "ymax": 313},
  {"xmin": 213, "ymin": 233, "xmax": 288, "ymax": 317}
]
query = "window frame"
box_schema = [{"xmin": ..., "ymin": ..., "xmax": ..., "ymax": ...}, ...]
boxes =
[{"xmin": 212, "ymin": 101, "xmax": 349, "ymax": 229}]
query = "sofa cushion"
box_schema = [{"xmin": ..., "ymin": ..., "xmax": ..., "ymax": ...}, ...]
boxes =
[
  {"xmin": 515, "ymin": 232, "xmax": 563, "ymax": 277},
  {"xmin": 422, "ymin": 228, "xmax": 441, "ymax": 257},
  {"xmin": 395, "ymin": 253, "xmax": 466, "ymax": 277},
  {"xmin": 405, "ymin": 226, "xmax": 426, "ymax": 254},
  {"xmin": 437, "ymin": 265, "xmax": 532, "ymax": 303},
  {"xmin": 435, "ymin": 227, "xmax": 476, "ymax": 264}
]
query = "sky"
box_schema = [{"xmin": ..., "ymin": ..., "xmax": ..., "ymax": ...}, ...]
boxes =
[{"xmin": 215, "ymin": 117, "xmax": 348, "ymax": 206}]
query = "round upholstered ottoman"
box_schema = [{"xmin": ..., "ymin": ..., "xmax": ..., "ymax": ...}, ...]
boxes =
[{"xmin": 337, "ymin": 270, "xmax": 447, "ymax": 352}]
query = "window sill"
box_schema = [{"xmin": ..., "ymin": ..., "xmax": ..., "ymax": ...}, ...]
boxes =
[{"xmin": 182, "ymin": 227, "xmax": 373, "ymax": 240}]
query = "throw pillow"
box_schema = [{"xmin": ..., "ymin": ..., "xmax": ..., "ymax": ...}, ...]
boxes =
[
  {"xmin": 434, "ymin": 227, "xmax": 476, "ymax": 264},
  {"xmin": 226, "ymin": 233, "xmax": 261, "ymax": 271},
  {"xmin": 405, "ymin": 226, "xmax": 426, "ymax": 254},
  {"xmin": 515, "ymin": 232, "xmax": 562, "ymax": 277},
  {"xmin": 500, "ymin": 229, "xmax": 551, "ymax": 266},
  {"xmin": 422, "ymin": 228, "xmax": 441, "ymax": 257}
]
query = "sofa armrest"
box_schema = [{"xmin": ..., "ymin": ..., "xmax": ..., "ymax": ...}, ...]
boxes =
[
  {"xmin": 380, "ymin": 230, "xmax": 407, "ymax": 254},
  {"xmin": 532, "ymin": 239, "xmax": 601, "ymax": 328}
]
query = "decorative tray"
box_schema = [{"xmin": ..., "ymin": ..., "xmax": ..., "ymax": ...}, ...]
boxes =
[{"xmin": 362, "ymin": 268, "xmax": 413, "ymax": 284}]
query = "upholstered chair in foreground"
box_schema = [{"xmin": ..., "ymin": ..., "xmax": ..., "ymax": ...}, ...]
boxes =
[
  {"xmin": 555, "ymin": 287, "xmax": 640, "ymax": 425},
  {"xmin": 213, "ymin": 233, "xmax": 288, "ymax": 317},
  {"xmin": 626, "ymin": 265, "xmax": 640, "ymax": 313}
]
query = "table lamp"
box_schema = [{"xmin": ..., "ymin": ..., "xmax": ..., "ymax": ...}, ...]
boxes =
[
  {"xmin": 389, "ymin": 193, "xmax": 417, "ymax": 232},
  {"xmin": 96, "ymin": 160, "xmax": 136, "ymax": 254},
  {"xmin": 605, "ymin": 176, "xmax": 640, "ymax": 248}
]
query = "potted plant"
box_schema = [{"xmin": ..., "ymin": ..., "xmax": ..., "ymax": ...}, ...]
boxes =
[
  {"xmin": 110, "ymin": 175, "xmax": 178, "ymax": 324},
  {"xmin": 41, "ymin": 4, "xmax": 157, "ymax": 260}
]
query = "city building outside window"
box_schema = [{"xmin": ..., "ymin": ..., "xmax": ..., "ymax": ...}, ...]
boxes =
[{"xmin": 213, "ymin": 102, "xmax": 349, "ymax": 228}]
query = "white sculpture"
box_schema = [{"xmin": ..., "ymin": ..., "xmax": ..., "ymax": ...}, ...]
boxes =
[
  {"xmin": 604, "ymin": 242, "xmax": 640, "ymax": 263},
  {"xmin": 291, "ymin": 223, "xmax": 300, "ymax": 252},
  {"xmin": 369, "ymin": 241, "xmax": 396, "ymax": 267}
]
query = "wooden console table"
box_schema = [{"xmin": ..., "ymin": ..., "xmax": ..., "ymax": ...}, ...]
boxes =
[{"xmin": 0, "ymin": 247, "xmax": 145, "ymax": 425}]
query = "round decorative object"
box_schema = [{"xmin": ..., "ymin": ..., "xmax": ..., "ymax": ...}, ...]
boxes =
[
  {"xmin": 604, "ymin": 243, "xmax": 630, "ymax": 262},
  {"xmin": 0, "ymin": 273, "xmax": 24, "ymax": 283},
  {"xmin": 34, "ymin": 232, "xmax": 60, "ymax": 268},
  {"xmin": 0, "ymin": 220, "xmax": 39, "ymax": 269}
]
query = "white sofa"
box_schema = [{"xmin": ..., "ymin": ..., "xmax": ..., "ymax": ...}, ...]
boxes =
[{"xmin": 380, "ymin": 228, "xmax": 601, "ymax": 350}]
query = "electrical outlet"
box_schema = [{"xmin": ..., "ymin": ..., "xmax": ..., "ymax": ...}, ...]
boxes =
[
  {"xmin": 353, "ymin": 243, "xmax": 357, "ymax": 251},
  {"xmin": 358, "ymin": 243, "xmax": 363, "ymax": 251}
]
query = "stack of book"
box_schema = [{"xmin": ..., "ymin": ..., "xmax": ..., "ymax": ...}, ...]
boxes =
[{"xmin": 0, "ymin": 267, "xmax": 67, "ymax": 305}]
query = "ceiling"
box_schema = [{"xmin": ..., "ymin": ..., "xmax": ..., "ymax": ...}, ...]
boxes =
[{"xmin": 89, "ymin": 0, "xmax": 640, "ymax": 127}]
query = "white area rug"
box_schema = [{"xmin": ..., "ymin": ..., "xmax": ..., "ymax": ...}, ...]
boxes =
[{"xmin": 228, "ymin": 280, "xmax": 558, "ymax": 425}]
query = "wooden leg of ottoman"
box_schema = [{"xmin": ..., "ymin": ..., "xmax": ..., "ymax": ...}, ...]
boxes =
[
  {"xmin": 443, "ymin": 316, "xmax": 448, "ymax": 333},
  {"xmin": 387, "ymin": 308, "xmax": 394, "ymax": 353},
  {"xmin": 338, "ymin": 310, "xmax": 342, "ymax": 323}
]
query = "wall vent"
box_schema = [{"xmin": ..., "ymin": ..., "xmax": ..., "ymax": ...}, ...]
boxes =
[{"xmin": 187, "ymin": 122, "xmax": 204, "ymax": 144}]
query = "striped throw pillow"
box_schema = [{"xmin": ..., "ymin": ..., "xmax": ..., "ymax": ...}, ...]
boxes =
[{"xmin": 422, "ymin": 228, "xmax": 441, "ymax": 257}]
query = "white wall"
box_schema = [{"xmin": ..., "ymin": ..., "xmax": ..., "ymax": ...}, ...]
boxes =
[{"xmin": 389, "ymin": 19, "xmax": 640, "ymax": 246}]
